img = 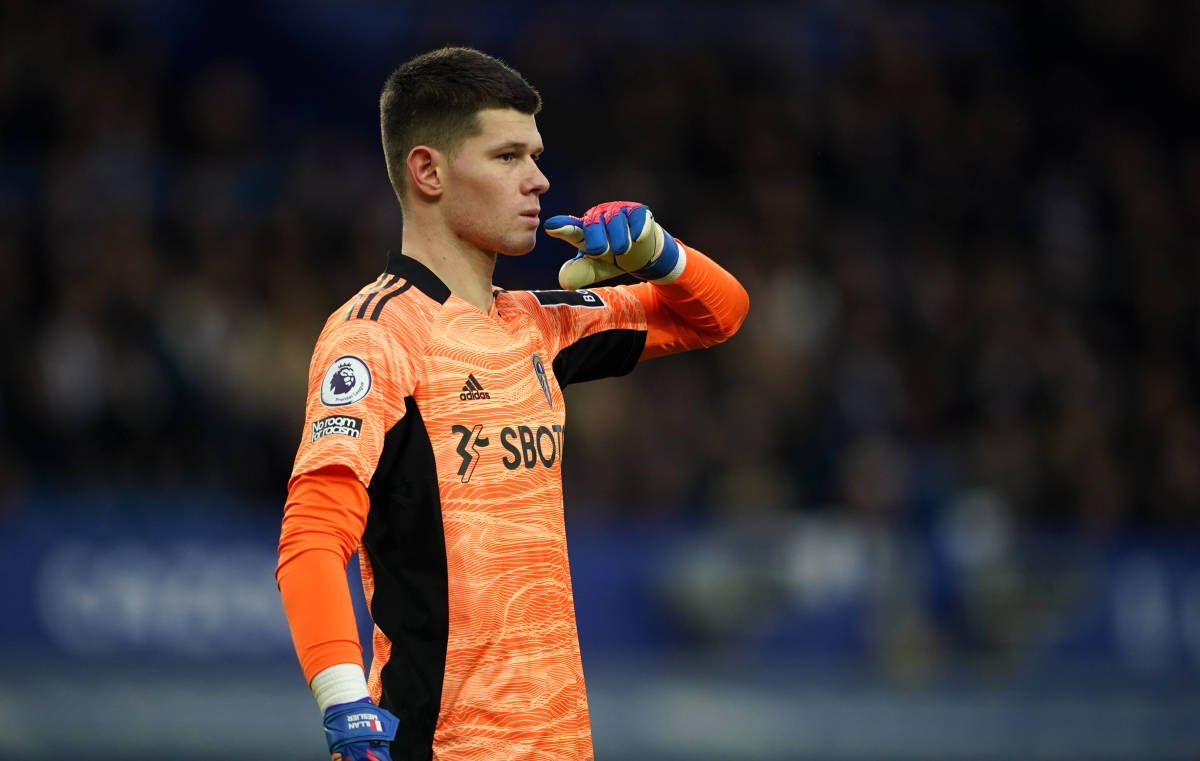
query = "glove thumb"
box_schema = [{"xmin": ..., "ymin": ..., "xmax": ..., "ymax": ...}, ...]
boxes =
[
  {"xmin": 558, "ymin": 254, "xmax": 622, "ymax": 290},
  {"xmin": 544, "ymin": 214, "xmax": 586, "ymax": 249}
]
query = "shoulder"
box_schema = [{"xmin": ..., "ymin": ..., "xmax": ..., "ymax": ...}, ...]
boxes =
[
  {"xmin": 328, "ymin": 250, "xmax": 451, "ymax": 331},
  {"xmin": 319, "ymin": 253, "xmax": 452, "ymax": 350},
  {"xmin": 346, "ymin": 254, "xmax": 449, "ymax": 323}
]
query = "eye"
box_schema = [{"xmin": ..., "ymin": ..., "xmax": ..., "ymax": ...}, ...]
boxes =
[{"xmin": 498, "ymin": 152, "xmax": 517, "ymax": 162}]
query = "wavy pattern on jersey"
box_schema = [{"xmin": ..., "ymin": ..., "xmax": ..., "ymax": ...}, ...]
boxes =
[
  {"xmin": 299, "ymin": 276, "xmax": 651, "ymax": 760},
  {"xmin": 409, "ymin": 299, "xmax": 593, "ymax": 760},
  {"xmin": 284, "ymin": 252, "xmax": 740, "ymax": 760},
  {"xmin": 292, "ymin": 277, "xmax": 435, "ymax": 486}
]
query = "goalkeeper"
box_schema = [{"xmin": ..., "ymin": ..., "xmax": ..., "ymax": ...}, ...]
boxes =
[{"xmin": 276, "ymin": 46, "xmax": 748, "ymax": 761}]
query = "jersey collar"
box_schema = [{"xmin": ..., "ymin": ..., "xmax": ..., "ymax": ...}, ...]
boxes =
[{"xmin": 385, "ymin": 251, "xmax": 452, "ymax": 304}]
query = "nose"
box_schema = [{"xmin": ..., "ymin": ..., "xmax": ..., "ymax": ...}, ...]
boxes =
[{"xmin": 528, "ymin": 161, "xmax": 549, "ymax": 195}]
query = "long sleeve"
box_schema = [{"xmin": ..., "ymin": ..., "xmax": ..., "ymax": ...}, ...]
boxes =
[
  {"xmin": 633, "ymin": 242, "xmax": 750, "ymax": 360},
  {"xmin": 276, "ymin": 465, "xmax": 370, "ymax": 682},
  {"xmin": 509, "ymin": 242, "xmax": 749, "ymax": 387}
]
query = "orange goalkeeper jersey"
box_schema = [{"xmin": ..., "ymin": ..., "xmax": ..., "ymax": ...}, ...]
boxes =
[{"xmin": 278, "ymin": 247, "xmax": 747, "ymax": 760}]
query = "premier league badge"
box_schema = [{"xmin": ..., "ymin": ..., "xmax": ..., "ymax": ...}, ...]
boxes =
[
  {"xmin": 531, "ymin": 353, "xmax": 553, "ymax": 408},
  {"xmin": 320, "ymin": 355, "xmax": 372, "ymax": 406}
]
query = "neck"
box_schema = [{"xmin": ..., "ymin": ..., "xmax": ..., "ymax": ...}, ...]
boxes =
[{"xmin": 400, "ymin": 213, "xmax": 497, "ymax": 313}]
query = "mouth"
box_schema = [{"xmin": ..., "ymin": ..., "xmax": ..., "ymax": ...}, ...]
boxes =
[{"xmin": 520, "ymin": 209, "xmax": 540, "ymax": 224}]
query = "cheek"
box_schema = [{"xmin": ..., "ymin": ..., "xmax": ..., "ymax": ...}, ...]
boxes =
[
  {"xmin": 444, "ymin": 178, "xmax": 515, "ymax": 248},
  {"xmin": 448, "ymin": 189, "xmax": 492, "ymax": 234},
  {"xmin": 450, "ymin": 172, "xmax": 497, "ymax": 217}
]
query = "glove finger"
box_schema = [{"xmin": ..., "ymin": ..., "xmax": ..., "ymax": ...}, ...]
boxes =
[
  {"xmin": 614, "ymin": 206, "xmax": 657, "ymax": 273},
  {"xmin": 581, "ymin": 218, "xmax": 611, "ymax": 256},
  {"xmin": 544, "ymin": 214, "xmax": 586, "ymax": 247},
  {"xmin": 559, "ymin": 254, "xmax": 622, "ymax": 289},
  {"xmin": 605, "ymin": 211, "xmax": 633, "ymax": 255},
  {"xmin": 625, "ymin": 204, "xmax": 651, "ymax": 243}
]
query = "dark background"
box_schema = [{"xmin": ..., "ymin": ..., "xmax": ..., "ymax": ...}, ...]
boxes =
[{"xmin": 1, "ymin": 1, "xmax": 1199, "ymax": 759}]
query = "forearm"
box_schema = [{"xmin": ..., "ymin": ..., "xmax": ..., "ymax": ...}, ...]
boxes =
[
  {"xmin": 277, "ymin": 468, "xmax": 371, "ymax": 684},
  {"xmin": 277, "ymin": 547, "xmax": 364, "ymax": 683},
  {"xmin": 636, "ymin": 242, "xmax": 750, "ymax": 359}
]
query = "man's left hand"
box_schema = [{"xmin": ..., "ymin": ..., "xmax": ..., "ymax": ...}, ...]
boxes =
[{"xmin": 545, "ymin": 201, "xmax": 684, "ymax": 289}]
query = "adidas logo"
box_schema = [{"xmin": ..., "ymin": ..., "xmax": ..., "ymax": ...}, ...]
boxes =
[{"xmin": 459, "ymin": 374, "xmax": 491, "ymax": 401}]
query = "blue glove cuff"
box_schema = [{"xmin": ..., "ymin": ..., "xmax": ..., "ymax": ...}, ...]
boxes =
[
  {"xmin": 633, "ymin": 229, "xmax": 681, "ymax": 281},
  {"xmin": 323, "ymin": 698, "xmax": 399, "ymax": 752}
]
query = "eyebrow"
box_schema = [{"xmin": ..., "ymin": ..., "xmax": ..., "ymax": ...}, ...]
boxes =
[{"xmin": 490, "ymin": 141, "xmax": 543, "ymax": 153}]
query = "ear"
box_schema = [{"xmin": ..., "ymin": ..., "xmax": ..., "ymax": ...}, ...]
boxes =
[{"xmin": 406, "ymin": 145, "xmax": 444, "ymax": 199}]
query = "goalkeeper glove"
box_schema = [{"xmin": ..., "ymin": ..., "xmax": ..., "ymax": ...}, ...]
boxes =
[
  {"xmin": 322, "ymin": 698, "xmax": 398, "ymax": 761},
  {"xmin": 544, "ymin": 201, "xmax": 685, "ymax": 289}
]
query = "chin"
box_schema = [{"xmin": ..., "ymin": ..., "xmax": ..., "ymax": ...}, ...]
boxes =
[{"xmin": 497, "ymin": 237, "xmax": 537, "ymax": 256}]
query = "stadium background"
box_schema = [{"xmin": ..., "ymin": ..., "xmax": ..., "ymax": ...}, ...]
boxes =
[{"xmin": 2, "ymin": 0, "xmax": 1199, "ymax": 758}]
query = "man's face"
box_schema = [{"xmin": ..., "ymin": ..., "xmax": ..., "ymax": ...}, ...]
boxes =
[{"xmin": 440, "ymin": 108, "xmax": 549, "ymax": 256}]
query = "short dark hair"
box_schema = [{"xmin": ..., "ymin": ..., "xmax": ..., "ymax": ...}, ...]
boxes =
[{"xmin": 380, "ymin": 46, "xmax": 542, "ymax": 198}]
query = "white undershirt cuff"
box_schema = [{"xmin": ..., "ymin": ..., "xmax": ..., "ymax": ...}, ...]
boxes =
[{"xmin": 310, "ymin": 663, "xmax": 370, "ymax": 714}]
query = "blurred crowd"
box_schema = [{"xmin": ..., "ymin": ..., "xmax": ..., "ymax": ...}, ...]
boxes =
[{"xmin": 1, "ymin": 0, "xmax": 1197, "ymax": 534}]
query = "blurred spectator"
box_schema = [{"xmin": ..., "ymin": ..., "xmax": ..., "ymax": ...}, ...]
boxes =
[{"xmin": 1, "ymin": 0, "xmax": 1196, "ymax": 537}]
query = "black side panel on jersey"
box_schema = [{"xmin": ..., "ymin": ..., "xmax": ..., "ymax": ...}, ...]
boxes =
[
  {"xmin": 552, "ymin": 329, "xmax": 647, "ymax": 388},
  {"xmin": 362, "ymin": 397, "xmax": 447, "ymax": 760}
]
